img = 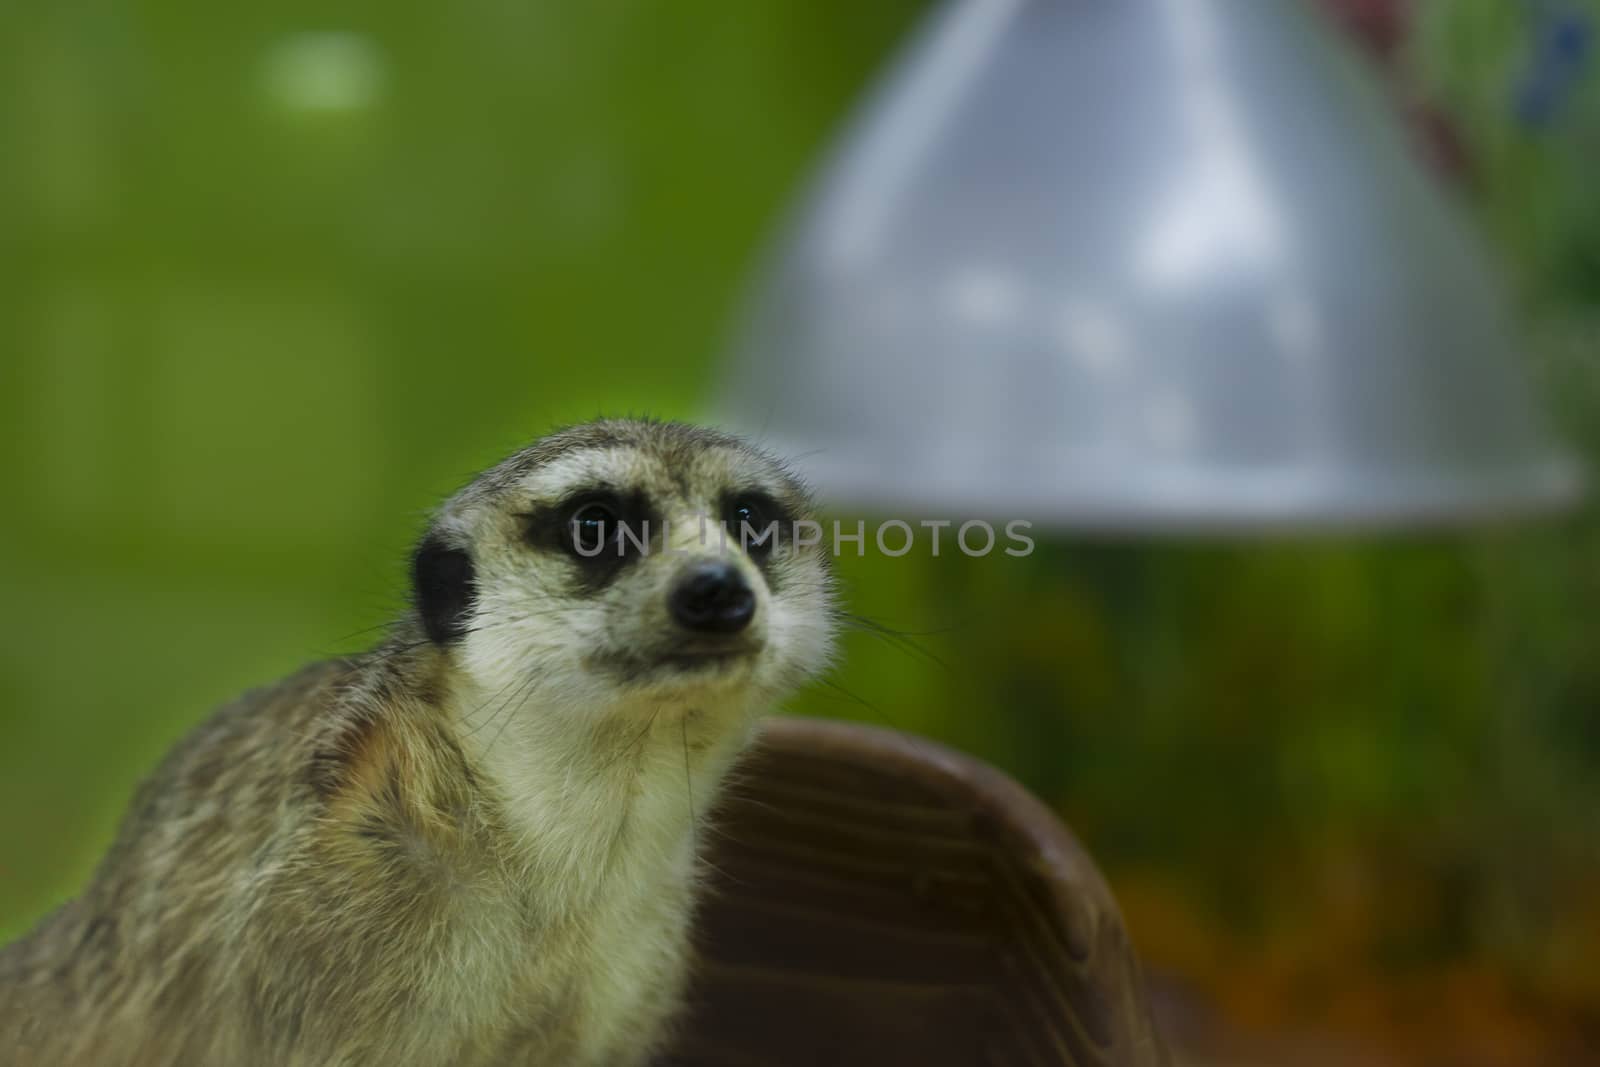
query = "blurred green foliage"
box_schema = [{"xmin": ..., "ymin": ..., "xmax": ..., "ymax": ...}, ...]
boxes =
[
  {"xmin": 1415, "ymin": 0, "xmax": 1600, "ymax": 311},
  {"xmin": 0, "ymin": 0, "xmax": 928, "ymax": 936},
  {"xmin": 2, "ymin": 1, "xmax": 1598, "ymax": 1049}
]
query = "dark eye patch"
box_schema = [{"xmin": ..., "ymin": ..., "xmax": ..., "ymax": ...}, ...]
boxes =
[
  {"xmin": 721, "ymin": 489, "xmax": 793, "ymax": 564},
  {"xmin": 518, "ymin": 487, "xmax": 655, "ymax": 594}
]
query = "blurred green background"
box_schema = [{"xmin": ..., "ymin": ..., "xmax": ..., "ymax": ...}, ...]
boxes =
[{"xmin": 3, "ymin": 1, "xmax": 1598, "ymax": 1063}]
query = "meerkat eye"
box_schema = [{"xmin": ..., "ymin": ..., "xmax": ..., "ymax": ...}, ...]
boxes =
[
  {"xmin": 725, "ymin": 493, "xmax": 780, "ymax": 558},
  {"xmin": 568, "ymin": 502, "xmax": 617, "ymax": 558},
  {"xmin": 732, "ymin": 499, "xmax": 765, "ymax": 529}
]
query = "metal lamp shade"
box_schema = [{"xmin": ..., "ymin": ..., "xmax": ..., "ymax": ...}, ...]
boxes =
[{"xmin": 716, "ymin": 0, "xmax": 1581, "ymax": 529}]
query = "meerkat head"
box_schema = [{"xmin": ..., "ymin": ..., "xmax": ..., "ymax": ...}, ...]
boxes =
[{"xmin": 408, "ymin": 420, "xmax": 836, "ymax": 731}]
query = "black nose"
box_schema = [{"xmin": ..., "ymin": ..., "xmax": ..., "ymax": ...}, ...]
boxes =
[{"xmin": 670, "ymin": 561, "xmax": 755, "ymax": 634}]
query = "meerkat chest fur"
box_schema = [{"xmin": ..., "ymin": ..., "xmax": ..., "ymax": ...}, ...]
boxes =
[
  {"xmin": 0, "ymin": 419, "xmax": 836, "ymax": 1067},
  {"xmin": 447, "ymin": 677, "xmax": 759, "ymax": 1062}
]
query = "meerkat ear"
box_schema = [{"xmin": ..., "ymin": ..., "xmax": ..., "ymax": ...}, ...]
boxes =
[{"xmin": 413, "ymin": 535, "xmax": 476, "ymax": 645}]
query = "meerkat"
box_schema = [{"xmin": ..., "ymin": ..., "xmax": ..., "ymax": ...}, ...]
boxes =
[{"xmin": 0, "ymin": 419, "xmax": 837, "ymax": 1067}]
